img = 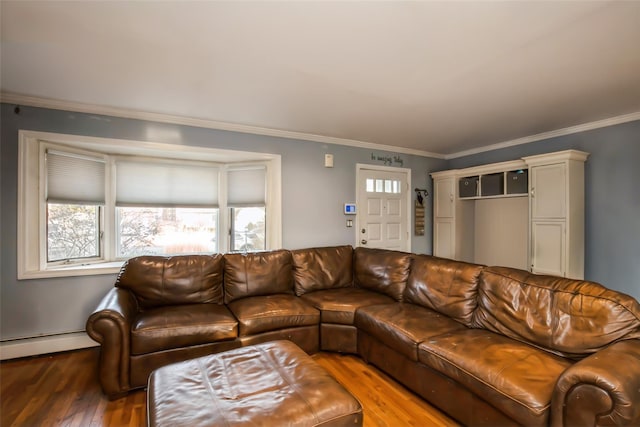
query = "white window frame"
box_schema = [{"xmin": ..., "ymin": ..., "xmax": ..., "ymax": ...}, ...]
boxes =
[
  {"xmin": 43, "ymin": 145, "xmax": 108, "ymax": 266},
  {"xmin": 18, "ymin": 130, "xmax": 282, "ymax": 279}
]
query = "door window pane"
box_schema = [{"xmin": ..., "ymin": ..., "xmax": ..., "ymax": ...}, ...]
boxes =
[
  {"xmin": 47, "ymin": 203, "xmax": 100, "ymax": 262},
  {"xmin": 375, "ymin": 179, "xmax": 383, "ymax": 193},
  {"xmin": 116, "ymin": 207, "xmax": 217, "ymax": 257},
  {"xmin": 366, "ymin": 178, "xmax": 374, "ymax": 193}
]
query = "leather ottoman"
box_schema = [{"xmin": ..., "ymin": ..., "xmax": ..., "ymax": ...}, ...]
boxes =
[{"xmin": 147, "ymin": 340, "xmax": 363, "ymax": 427}]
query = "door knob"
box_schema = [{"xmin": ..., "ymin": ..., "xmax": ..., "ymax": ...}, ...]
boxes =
[{"xmin": 361, "ymin": 239, "xmax": 367, "ymax": 245}]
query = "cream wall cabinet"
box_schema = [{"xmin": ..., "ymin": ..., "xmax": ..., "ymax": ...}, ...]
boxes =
[
  {"xmin": 432, "ymin": 174, "xmax": 456, "ymax": 259},
  {"xmin": 434, "ymin": 177, "xmax": 455, "ymax": 218},
  {"xmin": 524, "ymin": 150, "xmax": 589, "ymax": 279},
  {"xmin": 431, "ymin": 150, "xmax": 588, "ymax": 278},
  {"xmin": 431, "ymin": 173, "xmax": 476, "ymax": 262}
]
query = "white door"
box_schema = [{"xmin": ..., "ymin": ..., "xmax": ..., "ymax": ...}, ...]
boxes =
[
  {"xmin": 433, "ymin": 177, "xmax": 456, "ymax": 259},
  {"xmin": 531, "ymin": 221, "xmax": 566, "ymax": 276},
  {"xmin": 434, "ymin": 219, "xmax": 454, "ymax": 259},
  {"xmin": 530, "ymin": 163, "xmax": 566, "ymax": 219},
  {"xmin": 356, "ymin": 166, "xmax": 410, "ymax": 251},
  {"xmin": 434, "ymin": 178, "xmax": 455, "ymax": 218}
]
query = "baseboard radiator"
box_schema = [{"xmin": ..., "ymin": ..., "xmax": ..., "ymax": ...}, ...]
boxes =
[{"xmin": 0, "ymin": 332, "xmax": 99, "ymax": 361}]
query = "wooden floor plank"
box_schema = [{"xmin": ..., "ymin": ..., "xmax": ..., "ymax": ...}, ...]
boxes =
[
  {"xmin": 1, "ymin": 347, "xmax": 459, "ymax": 427},
  {"xmin": 314, "ymin": 353, "xmax": 460, "ymax": 427}
]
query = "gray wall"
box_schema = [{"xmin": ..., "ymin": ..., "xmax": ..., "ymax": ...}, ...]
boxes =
[
  {"xmin": 2, "ymin": 103, "xmax": 638, "ymax": 342},
  {"xmin": 444, "ymin": 119, "xmax": 640, "ymax": 301},
  {"xmin": 0, "ymin": 103, "xmax": 446, "ymax": 341}
]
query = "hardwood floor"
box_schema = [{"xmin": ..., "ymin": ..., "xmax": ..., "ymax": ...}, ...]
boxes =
[
  {"xmin": 314, "ymin": 353, "xmax": 459, "ymax": 427},
  {"xmin": 1, "ymin": 347, "xmax": 459, "ymax": 427}
]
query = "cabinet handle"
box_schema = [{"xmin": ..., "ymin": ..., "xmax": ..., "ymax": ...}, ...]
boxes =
[
  {"xmin": 530, "ymin": 187, "xmax": 535, "ymax": 198},
  {"xmin": 450, "ymin": 193, "xmax": 454, "ymax": 202}
]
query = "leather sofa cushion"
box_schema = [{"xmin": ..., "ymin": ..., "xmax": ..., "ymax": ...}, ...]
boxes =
[
  {"xmin": 473, "ymin": 267, "xmax": 640, "ymax": 359},
  {"xmin": 131, "ymin": 304, "xmax": 237, "ymax": 355},
  {"xmin": 354, "ymin": 247, "xmax": 411, "ymax": 301},
  {"xmin": 223, "ymin": 250, "xmax": 293, "ymax": 303},
  {"xmin": 227, "ymin": 294, "xmax": 320, "ymax": 336},
  {"xmin": 292, "ymin": 245, "xmax": 353, "ymax": 296},
  {"xmin": 116, "ymin": 255, "xmax": 224, "ymax": 308},
  {"xmin": 405, "ymin": 255, "xmax": 483, "ymax": 327},
  {"xmin": 300, "ymin": 288, "xmax": 395, "ymax": 324},
  {"xmin": 418, "ymin": 329, "xmax": 573, "ymax": 426},
  {"xmin": 355, "ymin": 303, "xmax": 466, "ymax": 361}
]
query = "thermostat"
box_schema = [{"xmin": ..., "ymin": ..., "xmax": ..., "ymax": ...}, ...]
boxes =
[{"xmin": 344, "ymin": 203, "xmax": 356, "ymax": 215}]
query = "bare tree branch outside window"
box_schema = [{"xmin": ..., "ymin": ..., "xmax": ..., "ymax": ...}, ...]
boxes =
[{"xmin": 47, "ymin": 204, "xmax": 100, "ymax": 261}]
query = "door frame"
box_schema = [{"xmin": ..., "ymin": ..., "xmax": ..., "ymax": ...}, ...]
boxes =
[{"xmin": 355, "ymin": 163, "xmax": 412, "ymax": 251}]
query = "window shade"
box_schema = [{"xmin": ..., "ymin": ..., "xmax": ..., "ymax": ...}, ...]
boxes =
[
  {"xmin": 227, "ymin": 166, "xmax": 266, "ymax": 207},
  {"xmin": 116, "ymin": 160, "xmax": 219, "ymax": 207},
  {"xmin": 46, "ymin": 150, "xmax": 106, "ymax": 204}
]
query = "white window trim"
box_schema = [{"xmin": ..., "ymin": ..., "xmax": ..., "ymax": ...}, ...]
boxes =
[{"xmin": 18, "ymin": 130, "xmax": 282, "ymax": 279}]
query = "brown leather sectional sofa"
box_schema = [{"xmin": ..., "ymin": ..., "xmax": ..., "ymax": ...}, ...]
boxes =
[{"xmin": 86, "ymin": 246, "xmax": 640, "ymax": 426}]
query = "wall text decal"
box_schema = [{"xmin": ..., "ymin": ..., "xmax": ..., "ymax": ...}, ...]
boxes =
[{"xmin": 370, "ymin": 153, "xmax": 404, "ymax": 167}]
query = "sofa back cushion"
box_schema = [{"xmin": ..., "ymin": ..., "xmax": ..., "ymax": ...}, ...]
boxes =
[
  {"xmin": 405, "ymin": 255, "xmax": 483, "ymax": 326},
  {"xmin": 224, "ymin": 250, "xmax": 293, "ymax": 303},
  {"xmin": 292, "ymin": 245, "xmax": 353, "ymax": 296},
  {"xmin": 115, "ymin": 255, "xmax": 224, "ymax": 309},
  {"xmin": 473, "ymin": 266, "xmax": 640, "ymax": 359},
  {"xmin": 353, "ymin": 247, "xmax": 411, "ymax": 301}
]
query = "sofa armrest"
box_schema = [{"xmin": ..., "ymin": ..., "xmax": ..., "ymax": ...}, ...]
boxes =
[
  {"xmin": 86, "ymin": 288, "xmax": 138, "ymax": 399},
  {"xmin": 551, "ymin": 339, "xmax": 640, "ymax": 427}
]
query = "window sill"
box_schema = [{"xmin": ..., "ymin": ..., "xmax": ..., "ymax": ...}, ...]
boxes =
[{"xmin": 18, "ymin": 261, "xmax": 124, "ymax": 280}]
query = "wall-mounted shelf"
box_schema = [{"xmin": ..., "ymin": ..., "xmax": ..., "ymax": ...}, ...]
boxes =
[{"xmin": 455, "ymin": 160, "xmax": 529, "ymax": 200}]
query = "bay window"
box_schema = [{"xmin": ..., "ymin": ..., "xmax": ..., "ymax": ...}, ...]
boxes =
[{"xmin": 18, "ymin": 130, "xmax": 281, "ymax": 279}]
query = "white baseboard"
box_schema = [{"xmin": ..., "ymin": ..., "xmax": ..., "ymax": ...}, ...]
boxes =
[{"xmin": 0, "ymin": 332, "xmax": 99, "ymax": 361}]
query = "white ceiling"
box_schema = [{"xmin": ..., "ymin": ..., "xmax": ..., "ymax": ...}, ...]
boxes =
[{"xmin": 2, "ymin": 1, "xmax": 640, "ymax": 158}]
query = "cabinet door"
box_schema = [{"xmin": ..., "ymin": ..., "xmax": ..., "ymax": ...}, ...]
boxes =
[
  {"xmin": 435, "ymin": 178, "xmax": 455, "ymax": 218},
  {"xmin": 531, "ymin": 221, "xmax": 565, "ymax": 276},
  {"xmin": 531, "ymin": 164, "xmax": 566, "ymax": 219},
  {"xmin": 434, "ymin": 219, "xmax": 454, "ymax": 259}
]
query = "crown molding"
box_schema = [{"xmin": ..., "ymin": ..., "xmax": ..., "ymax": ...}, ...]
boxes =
[
  {"xmin": 0, "ymin": 92, "xmax": 444, "ymax": 159},
  {"xmin": 445, "ymin": 111, "xmax": 640, "ymax": 160},
  {"xmin": 3, "ymin": 92, "xmax": 637, "ymax": 161}
]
